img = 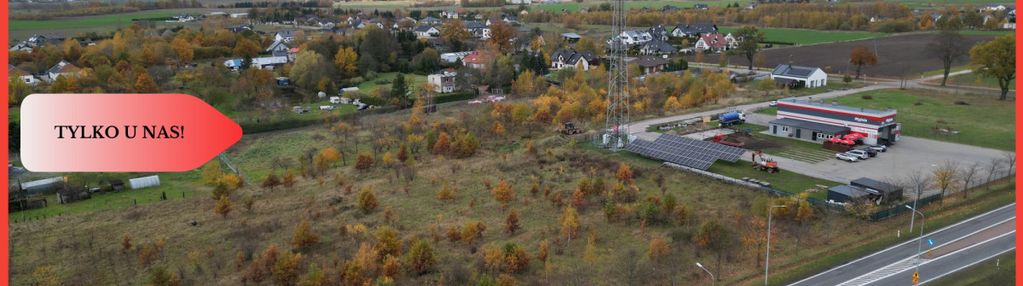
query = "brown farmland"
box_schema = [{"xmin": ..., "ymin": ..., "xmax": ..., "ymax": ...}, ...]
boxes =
[{"xmin": 702, "ymin": 33, "xmax": 999, "ymax": 78}]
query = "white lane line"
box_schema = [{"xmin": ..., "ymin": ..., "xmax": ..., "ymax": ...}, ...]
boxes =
[
  {"xmin": 787, "ymin": 203, "xmax": 1015, "ymax": 286},
  {"xmin": 863, "ymin": 230, "xmax": 1016, "ymax": 286},
  {"xmin": 919, "ymin": 247, "xmax": 1015, "ymax": 285}
]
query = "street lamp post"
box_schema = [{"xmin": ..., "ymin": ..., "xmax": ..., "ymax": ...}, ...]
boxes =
[
  {"xmin": 905, "ymin": 205, "xmax": 926, "ymax": 273},
  {"xmin": 765, "ymin": 205, "xmax": 787, "ymax": 286},
  {"xmin": 696, "ymin": 262, "xmax": 716, "ymax": 285}
]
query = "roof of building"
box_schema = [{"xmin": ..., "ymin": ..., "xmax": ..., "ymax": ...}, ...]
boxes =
[
  {"xmin": 8, "ymin": 65, "xmax": 30, "ymax": 77},
  {"xmin": 561, "ymin": 32, "xmax": 581, "ymax": 39},
  {"xmin": 769, "ymin": 118, "xmax": 851, "ymax": 134},
  {"xmin": 778, "ymin": 98, "xmax": 896, "ymax": 117},
  {"xmin": 630, "ymin": 56, "xmax": 670, "ymax": 68},
  {"xmin": 828, "ymin": 185, "xmax": 871, "ymax": 199},
  {"xmin": 464, "ymin": 21, "xmax": 487, "ymax": 29},
  {"xmin": 47, "ymin": 61, "xmax": 80, "ymax": 75},
  {"xmin": 642, "ymin": 40, "xmax": 677, "ymax": 53},
  {"xmin": 673, "ymin": 22, "xmax": 717, "ymax": 35},
  {"xmin": 772, "ymin": 64, "xmax": 823, "ymax": 79},
  {"xmin": 850, "ymin": 177, "xmax": 903, "ymax": 193},
  {"xmin": 551, "ymin": 48, "xmax": 597, "ymax": 65},
  {"xmin": 413, "ymin": 25, "xmax": 437, "ymax": 32},
  {"xmin": 266, "ymin": 40, "xmax": 289, "ymax": 52},
  {"xmin": 697, "ymin": 33, "xmax": 728, "ymax": 49}
]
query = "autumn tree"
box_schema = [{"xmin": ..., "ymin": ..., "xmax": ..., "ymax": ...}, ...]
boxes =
[
  {"xmin": 262, "ymin": 173, "xmax": 281, "ymax": 191},
  {"xmin": 357, "ymin": 188, "xmax": 379, "ymax": 213},
  {"xmin": 488, "ymin": 20, "xmax": 516, "ymax": 53},
  {"xmin": 734, "ymin": 26, "xmax": 765, "ymax": 71},
  {"xmin": 407, "ymin": 239, "xmax": 437, "ymax": 275},
  {"xmin": 927, "ymin": 30, "xmax": 968, "ymax": 86},
  {"xmin": 355, "ymin": 152, "xmax": 374, "ymax": 170},
  {"xmin": 616, "ymin": 163, "xmax": 633, "ymax": 183},
  {"xmin": 647, "ymin": 236, "xmax": 670, "ymax": 264},
  {"xmin": 933, "ymin": 161, "xmax": 959, "ymax": 205},
  {"xmin": 234, "ymin": 38, "xmax": 261, "ymax": 58},
  {"xmin": 171, "ymin": 37, "xmax": 193, "ymax": 64},
  {"xmin": 537, "ymin": 240, "xmax": 549, "ymax": 263},
  {"xmin": 440, "ymin": 20, "xmax": 472, "ymax": 46},
  {"xmin": 215, "ymin": 194, "xmax": 232, "ymax": 218},
  {"xmin": 333, "ymin": 47, "xmax": 359, "ymax": 79},
  {"xmin": 740, "ymin": 216, "xmax": 769, "ymax": 267},
  {"xmin": 502, "ymin": 243, "xmax": 530, "ymax": 273},
  {"xmin": 849, "ymin": 45, "xmax": 877, "ymax": 79},
  {"xmin": 695, "ymin": 219, "xmax": 733, "ymax": 278},
  {"xmin": 291, "ymin": 50, "xmax": 334, "ymax": 90},
  {"xmin": 492, "ymin": 179, "xmax": 515, "ymax": 208},
  {"xmin": 292, "ymin": 219, "xmax": 320, "ymax": 251},
  {"xmin": 504, "ymin": 209, "xmax": 521, "ymax": 235},
  {"xmin": 272, "ymin": 252, "xmax": 303, "ymax": 286},
  {"xmin": 560, "ymin": 207, "xmax": 580, "ymax": 241},
  {"xmin": 970, "ymin": 35, "xmax": 1015, "ymax": 100},
  {"xmin": 432, "ymin": 132, "xmax": 451, "ymax": 155},
  {"xmin": 134, "ymin": 70, "xmax": 158, "ymax": 93}
]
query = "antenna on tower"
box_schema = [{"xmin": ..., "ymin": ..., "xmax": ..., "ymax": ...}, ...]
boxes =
[{"xmin": 603, "ymin": 0, "xmax": 629, "ymax": 151}]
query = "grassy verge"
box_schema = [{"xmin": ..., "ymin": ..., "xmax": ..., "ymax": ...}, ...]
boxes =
[
  {"xmin": 940, "ymin": 72, "xmax": 1013, "ymax": 90},
  {"xmin": 929, "ymin": 250, "xmax": 1015, "ymax": 286},
  {"xmin": 832, "ymin": 89, "xmax": 1015, "ymax": 151},
  {"xmin": 763, "ymin": 179, "xmax": 1015, "ymax": 285}
]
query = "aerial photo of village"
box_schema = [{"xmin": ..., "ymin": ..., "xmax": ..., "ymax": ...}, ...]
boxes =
[{"xmin": 6, "ymin": 0, "xmax": 1018, "ymax": 285}]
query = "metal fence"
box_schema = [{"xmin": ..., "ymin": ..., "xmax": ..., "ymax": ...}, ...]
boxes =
[{"xmin": 866, "ymin": 193, "xmax": 943, "ymax": 221}]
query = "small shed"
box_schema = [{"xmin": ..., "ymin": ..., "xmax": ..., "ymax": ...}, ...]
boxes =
[
  {"xmin": 108, "ymin": 179, "xmax": 126, "ymax": 192},
  {"xmin": 850, "ymin": 178, "xmax": 903, "ymax": 203},
  {"xmin": 826, "ymin": 185, "xmax": 871, "ymax": 203},
  {"xmin": 129, "ymin": 175, "xmax": 161, "ymax": 189},
  {"xmin": 20, "ymin": 177, "xmax": 65, "ymax": 193}
]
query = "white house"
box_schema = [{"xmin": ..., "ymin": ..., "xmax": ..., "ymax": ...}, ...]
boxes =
[
  {"xmin": 550, "ymin": 48, "xmax": 598, "ymax": 71},
  {"xmin": 229, "ymin": 13, "xmax": 248, "ymax": 18},
  {"xmin": 9, "ymin": 65, "xmax": 39, "ymax": 85},
  {"xmin": 427, "ymin": 70, "xmax": 458, "ymax": 93},
  {"xmin": 413, "ymin": 26, "xmax": 440, "ymax": 38},
  {"xmin": 274, "ymin": 31, "xmax": 295, "ymax": 43},
  {"xmin": 266, "ymin": 40, "xmax": 290, "ymax": 56},
  {"xmin": 464, "ymin": 21, "xmax": 491, "ymax": 39},
  {"xmin": 46, "ymin": 61, "xmax": 82, "ymax": 82},
  {"xmin": 771, "ymin": 64, "xmax": 828, "ymax": 88},
  {"xmin": 440, "ymin": 51, "xmax": 473, "ymax": 63},
  {"xmin": 224, "ymin": 56, "xmax": 290, "ymax": 70},
  {"xmin": 614, "ymin": 30, "xmax": 653, "ymax": 46},
  {"xmin": 693, "ymin": 33, "xmax": 733, "ymax": 52},
  {"xmin": 441, "ymin": 10, "xmax": 460, "ymax": 19}
]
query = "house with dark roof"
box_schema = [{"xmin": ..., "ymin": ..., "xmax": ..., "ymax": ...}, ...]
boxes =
[
  {"xmin": 550, "ymin": 48, "xmax": 598, "ymax": 71},
  {"xmin": 561, "ymin": 33, "xmax": 581, "ymax": 43},
  {"xmin": 670, "ymin": 23, "xmax": 717, "ymax": 38},
  {"xmin": 464, "ymin": 21, "xmax": 491, "ymax": 39},
  {"xmin": 420, "ymin": 16, "xmax": 442, "ymax": 26},
  {"xmin": 9, "ymin": 65, "xmax": 39, "ymax": 85},
  {"xmin": 629, "ymin": 56, "xmax": 670, "ymax": 74},
  {"xmin": 274, "ymin": 30, "xmax": 295, "ymax": 42},
  {"xmin": 639, "ymin": 40, "xmax": 677, "ymax": 55},
  {"xmin": 228, "ymin": 25, "xmax": 253, "ymax": 33},
  {"xmin": 46, "ymin": 61, "xmax": 82, "ymax": 82},
  {"xmin": 648, "ymin": 25, "xmax": 669, "ymax": 41},
  {"xmin": 770, "ymin": 64, "xmax": 828, "ymax": 88}
]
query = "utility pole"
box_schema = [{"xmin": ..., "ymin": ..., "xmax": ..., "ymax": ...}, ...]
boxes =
[{"xmin": 906, "ymin": 205, "xmax": 926, "ymax": 276}]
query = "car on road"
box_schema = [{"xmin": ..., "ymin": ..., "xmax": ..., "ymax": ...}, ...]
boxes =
[
  {"xmin": 768, "ymin": 100, "xmax": 778, "ymax": 107},
  {"xmin": 836, "ymin": 152, "xmax": 859, "ymax": 162},
  {"xmin": 868, "ymin": 144, "xmax": 887, "ymax": 153},
  {"xmin": 846, "ymin": 149, "xmax": 871, "ymax": 160}
]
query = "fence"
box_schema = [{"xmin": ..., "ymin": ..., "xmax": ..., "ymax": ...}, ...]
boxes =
[
  {"xmin": 661, "ymin": 162, "xmax": 844, "ymax": 212},
  {"xmin": 867, "ymin": 193, "xmax": 942, "ymax": 221}
]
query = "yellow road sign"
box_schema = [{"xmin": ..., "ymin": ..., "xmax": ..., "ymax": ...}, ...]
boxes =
[{"xmin": 912, "ymin": 271, "xmax": 920, "ymax": 284}]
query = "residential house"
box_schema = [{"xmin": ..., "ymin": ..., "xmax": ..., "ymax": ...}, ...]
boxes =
[
  {"xmin": 694, "ymin": 3, "xmax": 709, "ymax": 10},
  {"xmin": 224, "ymin": 56, "xmax": 290, "ymax": 70},
  {"xmin": 46, "ymin": 61, "xmax": 82, "ymax": 82},
  {"xmin": 441, "ymin": 10, "xmax": 460, "ymax": 19},
  {"xmin": 427, "ymin": 70, "xmax": 458, "ymax": 93},
  {"xmin": 770, "ymin": 64, "xmax": 828, "ymax": 88},
  {"xmin": 228, "ymin": 24, "xmax": 253, "ymax": 33},
  {"xmin": 502, "ymin": 15, "xmax": 519, "ymax": 24},
  {"xmin": 639, "ymin": 40, "xmax": 677, "ymax": 55},
  {"xmin": 462, "ymin": 51, "xmax": 492, "ymax": 69},
  {"xmin": 1005, "ymin": 9, "xmax": 1016, "ymax": 29},
  {"xmin": 670, "ymin": 23, "xmax": 717, "ymax": 38},
  {"xmin": 629, "ymin": 56, "xmax": 669, "ymax": 74},
  {"xmin": 266, "ymin": 40, "xmax": 290, "ymax": 57},
  {"xmin": 413, "ymin": 26, "xmax": 441, "ymax": 38},
  {"xmin": 274, "ymin": 31, "xmax": 295, "ymax": 43},
  {"xmin": 420, "ymin": 16, "xmax": 443, "ymax": 26},
  {"xmin": 441, "ymin": 51, "xmax": 473, "ymax": 63},
  {"xmin": 230, "ymin": 13, "xmax": 248, "ymax": 18},
  {"xmin": 464, "ymin": 21, "xmax": 491, "ymax": 39},
  {"xmin": 550, "ymin": 48, "xmax": 598, "ymax": 71},
  {"xmin": 172, "ymin": 14, "xmax": 197, "ymax": 22},
  {"xmin": 693, "ymin": 33, "xmax": 731, "ymax": 52},
  {"xmin": 9, "ymin": 65, "xmax": 39, "ymax": 85},
  {"xmin": 616, "ymin": 30, "xmax": 653, "ymax": 46},
  {"xmin": 648, "ymin": 25, "xmax": 669, "ymax": 41}
]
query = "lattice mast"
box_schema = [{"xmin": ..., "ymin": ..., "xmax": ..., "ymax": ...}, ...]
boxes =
[{"xmin": 604, "ymin": 0, "xmax": 629, "ymax": 151}]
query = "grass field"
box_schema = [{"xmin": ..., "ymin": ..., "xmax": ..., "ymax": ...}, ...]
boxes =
[
  {"xmin": 941, "ymin": 72, "xmax": 1014, "ymax": 90},
  {"xmin": 533, "ymin": 0, "xmax": 732, "ymax": 12},
  {"xmin": 356, "ymin": 72, "xmax": 428, "ymax": 93},
  {"xmin": 718, "ymin": 27, "xmax": 886, "ymax": 45},
  {"xmin": 10, "ymin": 171, "xmax": 205, "ymax": 219},
  {"xmin": 707, "ymin": 160, "xmax": 836, "ymax": 199},
  {"xmin": 930, "ymin": 250, "xmax": 1015, "ymax": 286},
  {"xmin": 832, "ymin": 89, "xmax": 1015, "ymax": 151},
  {"xmin": 10, "ymin": 10, "xmax": 190, "ymax": 30}
]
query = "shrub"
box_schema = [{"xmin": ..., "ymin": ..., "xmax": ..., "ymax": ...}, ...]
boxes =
[
  {"xmin": 291, "ymin": 219, "xmax": 319, "ymax": 251},
  {"xmin": 407, "ymin": 239, "xmax": 437, "ymax": 275},
  {"xmin": 357, "ymin": 188, "xmax": 379, "ymax": 213},
  {"xmin": 355, "ymin": 153, "xmax": 374, "ymax": 170}
]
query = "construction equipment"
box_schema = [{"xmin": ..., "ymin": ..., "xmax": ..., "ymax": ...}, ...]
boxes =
[
  {"xmin": 559, "ymin": 122, "xmax": 583, "ymax": 135},
  {"xmin": 751, "ymin": 151, "xmax": 779, "ymax": 173}
]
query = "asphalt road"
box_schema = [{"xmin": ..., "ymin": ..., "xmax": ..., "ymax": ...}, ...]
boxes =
[
  {"xmin": 788, "ymin": 203, "xmax": 1015, "ymax": 286},
  {"xmin": 875, "ymin": 231, "xmax": 1014, "ymax": 286}
]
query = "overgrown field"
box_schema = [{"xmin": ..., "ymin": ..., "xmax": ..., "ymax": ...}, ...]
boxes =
[
  {"xmin": 717, "ymin": 27, "xmax": 886, "ymax": 45},
  {"xmin": 833, "ymin": 89, "xmax": 1015, "ymax": 151}
]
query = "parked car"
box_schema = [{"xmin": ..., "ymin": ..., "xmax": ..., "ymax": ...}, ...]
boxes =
[
  {"xmin": 856, "ymin": 147, "xmax": 878, "ymax": 157},
  {"xmin": 845, "ymin": 149, "xmax": 870, "ymax": 160},
  {"xmin": 836, "ymin": 152, "xmax": 859, "ymax": 162},
  {"xmin": 868, "ymin": 144, "xmax": 887, "ymax": 153},
  {"xmin": 768, "ymin": 100, "xmax": 778, "ymax": 107}
]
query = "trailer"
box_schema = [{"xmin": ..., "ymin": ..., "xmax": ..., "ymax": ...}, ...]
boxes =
[{"xmin": 718, "ymin": 111, "xmax": 746, "ymax": 127}]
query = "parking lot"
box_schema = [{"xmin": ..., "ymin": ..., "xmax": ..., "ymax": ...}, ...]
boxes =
[{"xmin": 750, "ymin": 136, "xmax": 1012, "ymax": 198}]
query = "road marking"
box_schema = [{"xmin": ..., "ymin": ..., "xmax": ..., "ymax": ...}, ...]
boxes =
[
  {"xmin": 865, "ymin": 230, "xmax": 1016, "ymax": 286},
  {"xmin": 918, "ymin": 247, "xmax": 1015, "ymax": 285},
  {"xmin": 787, "ymin": 203, "xmax": 1015, "ymax": 286},
  {"xmin": 842, "ymin": 225, "xmax": 1015, "ymax": 286}
]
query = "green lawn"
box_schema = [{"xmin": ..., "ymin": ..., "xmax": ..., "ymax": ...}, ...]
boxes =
[
  {"xmin": 929, "ymin": 251, "xmax": 1015, "ymax": 286},
  {"xmin": 757, "ymin": 106, "xmax": 777, "ymax": 116},
  {"xmin": 707, "ymin": 160, "xmax": 836, "ymax": 199},
  {"xmin": 718, "ymin": 27, "xmax": 886, "ymax": 45},
  {"xmin": 533, "ymin": 0, "xmax": 732, "ymax": 12},
  {"xmin": 356, "ymin": 72, "xmax": 428, "ymax": 94},
  {"xmin": 10, "ymin": 171, "xmax": 205, "ymax": 219},
  {"xmin": 943, "ymin": 72, "xmax": 1013, "ymax": 90},
  {"xmin": 832, "ymin": 89, "xmax": 1015, "ymax": 151},
  {"xmin": 10, "ymin": 10, "xmax": 186, "ymax": 31}
]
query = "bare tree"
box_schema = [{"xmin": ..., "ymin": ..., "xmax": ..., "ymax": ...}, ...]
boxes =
[
  {"xmin": 926, "ymin": 30, "xmax": 968, "ymax": 86},
  {"xmin": 959, "ymin": 163, "xmax": 980, "ymax": 198},
  {"xmin": 985, "ymin": 158, "xmax": 1003, "ymax": 189},
  {"xmin": 1003, "ymin": 152, "xmax": 1016, "ymax": 177}
]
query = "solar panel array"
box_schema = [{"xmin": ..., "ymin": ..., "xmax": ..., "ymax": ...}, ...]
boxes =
[{"xmin": 626, "ymin": 134, "xmax": 747, "ymax": 170}]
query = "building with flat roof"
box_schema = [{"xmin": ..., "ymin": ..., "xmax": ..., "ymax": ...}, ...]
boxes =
[{"xmin": 768, "ymin": 98, "xmax": 900, "ymax": 145}]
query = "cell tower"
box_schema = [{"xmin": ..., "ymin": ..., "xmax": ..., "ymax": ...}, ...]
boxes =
[{"xmin": 603, "ymin": 0, "xmax": 629, "ymax": 151}]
